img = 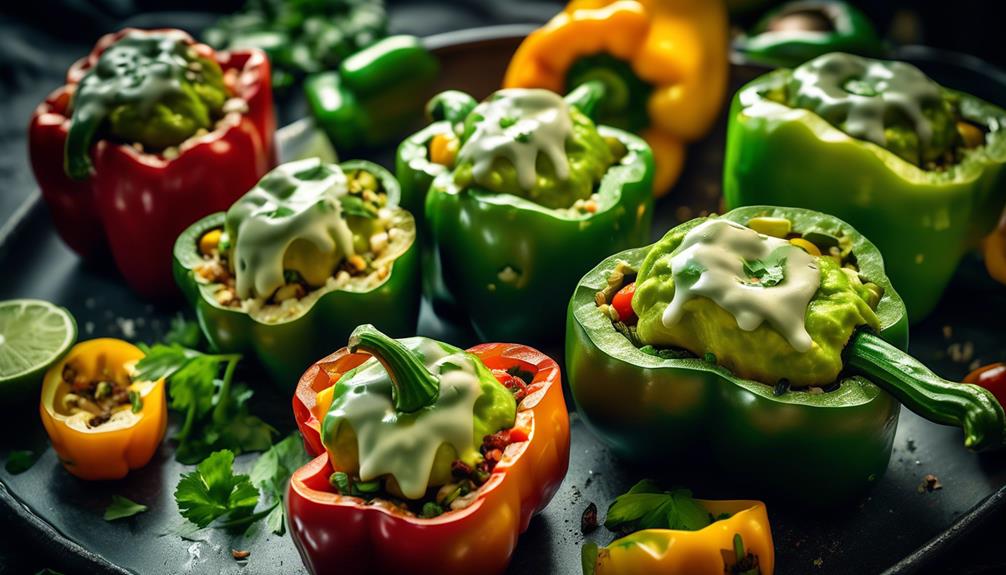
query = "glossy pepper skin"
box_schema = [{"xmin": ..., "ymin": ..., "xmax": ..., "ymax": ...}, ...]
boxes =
[
  {"xmin": 173, "ymin": 161, "xmax": 420, "ymax": 390},
  {"xmin": 29, "ymin": 28, "xmax": 276, "ymax": 299},
  {"xmin": 288, "ymin": 341, "xmax": 571, "ymax": 575},
  {"xmin": 306, "ymin": 35, "xmax": 439, "ymax": 152},
  {"xmin": 503, "ymin": 0, "xmax": 728, "ymax": 195},
  {"xmin": 584, "ymin": 500, "xmax": 774, "ymax": 575},
  {"xmin": 39, "ymin": 339, "xmax": 167, "ymax": 481},
  {"xmin": 734, "ymin": 1, "xmax": 882, "ymax": 68},
  {"xmin": 567, "ymin": 206, "xmax": 908, "ymax": 503},
  {"xmin": 723, "ymin": 67, "xmax": 1006, "ymax": 322},
  {"xmin": 421, "ymin": 88, "xmax": 654, "ymax": 343}
]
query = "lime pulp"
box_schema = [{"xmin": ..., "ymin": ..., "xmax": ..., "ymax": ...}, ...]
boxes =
[{"xmin": 0, "ymin": 299, "xmax": 77, "ymax": 386}]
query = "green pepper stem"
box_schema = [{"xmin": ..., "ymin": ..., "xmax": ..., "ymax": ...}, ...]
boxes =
[
  {"xmin": 348, "ymin": 324, "xmax": 439, "ymax": 413},
  {"xmin": 426, "ymin": 91, "xmax": 477, "ymax": 126},
  {"xmin": 845, "ymin": 331, "xmax": 1006, "ymax": 451},
  {"xmin": 64, "ymin": 101, "xmax": 105, "ymax": 180},
  {"xmin": 564, "ymin": 80, "xmax": 607, "ymax": 120}
]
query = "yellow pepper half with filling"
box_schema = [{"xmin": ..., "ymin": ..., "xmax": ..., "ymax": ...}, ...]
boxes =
[
  {"xmin": 503, "ymin": 0, "xmax": 728, "ymax": 196},
  {"xmin": 39, "ymin": 339, "xmax": 167, "ymax": 480},
  {"xmin": 584, "ymin": 499, "xmax": 775, "ymax": 575}
]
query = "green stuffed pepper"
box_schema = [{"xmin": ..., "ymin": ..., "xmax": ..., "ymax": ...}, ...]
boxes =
[
  {"xmin": 174, "ymin": 158, "xmax": 420, "ymax": 388},
  {"xmin": 734, "ymin": 1, "xmax": 883, "ymax": 68},
  {"xmin": 724, "ymin": 52, "xmax": 1006, "ymax": 321},
  {"xmin": 567, "ymin": 206, "xmax": 1005, "ymax": 503},
  {"xmin": 418, "ymin": 84, "xmax": 654, "ymax": 343}
]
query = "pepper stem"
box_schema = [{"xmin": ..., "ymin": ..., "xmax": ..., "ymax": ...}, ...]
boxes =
[
  {"xmin": 845, "ymin": 331, "xmax": 1006, "ymax": 451},
  {"xmin": 564, "ymin": 80, "xmax": 607, "ymax": 120},
  {"xmin": 64, "ymin": 101, "xmax": 105, "ymax": 180},
  {"xmin": 425, "ymin": 90, "xmax": 477, "ymax": 126},
  {"xmin": 348, "ymin": 324, "xmax": 439, "ymax": 413}
]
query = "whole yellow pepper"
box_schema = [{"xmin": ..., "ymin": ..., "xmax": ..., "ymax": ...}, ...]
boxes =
[
  {"xmin": 39, "ymin": 339, "xmax": 167, "ymax": 480},
  {"xmin": 504, "ymin": 0, "xmax": 728, "ymax": 196}
]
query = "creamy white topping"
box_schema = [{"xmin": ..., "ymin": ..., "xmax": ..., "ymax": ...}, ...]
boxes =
[
  {"xmin": 457, "ymin": 89, "xmax": 572, "ymax": 191},
  {"xmin": 661, "ymin": 220, "xmax": 821, "ymax": 352},
  {"xmin": 330, "ymin": 338, "xmax": 483, "ymax": 499}
]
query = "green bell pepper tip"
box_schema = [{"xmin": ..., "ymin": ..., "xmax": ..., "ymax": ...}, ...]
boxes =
[
  {"xmin": 724, "ymin": 67, "xmax": 1006, "ymax": 322},
  {"xmin": 566, "ymin": 206, "xmax": 908, "ymax": 503},
  {"xmin": 173, "ymin": 161, "xmax": 420, "ymax": 389}
]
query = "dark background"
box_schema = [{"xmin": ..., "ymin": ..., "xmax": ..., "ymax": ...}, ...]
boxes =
[{"xmin": 1, "ymin": 1, "xmax": 1004, "ymax": 573}]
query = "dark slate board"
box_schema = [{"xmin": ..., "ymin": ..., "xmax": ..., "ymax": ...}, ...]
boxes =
[{"xmin": 1, "ymin": 25, "xmax": 1005, "ymax": 575}]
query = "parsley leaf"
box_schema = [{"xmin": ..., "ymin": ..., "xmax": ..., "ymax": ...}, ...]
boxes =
[
  {"xmin": 104, "ymin": 495, "xmax": 148, "ymax": 521},
  {"xmin": 175, "ymin": 450, "xmax": 259, "ymax": 529},
  {"xmin": 603, "ymin": 480, "xmax": 712, "ymax": 534},
  {"xmin": 676, "ymin": 260, "xmax": 705, "ymax": 286},
  {"xmin": 249, "ymin": 433, "xmax": 309, "ymax": 535},
  {"xmin": 742, "ymin": 246, "xmax": 790, "ymax": 288},
  {"xmin": 5, "ymin": 450, "xmax": 38, "ymax": 474}
]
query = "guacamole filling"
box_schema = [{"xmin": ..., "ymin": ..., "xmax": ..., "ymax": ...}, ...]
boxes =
[
  {"xmin": 66, "ymin": 30, "xmax": 237, "ymax": 179},
  {"xmin": 425, "ymin": 88, "xmax": 625, "ymax": 213},
  {"xmin": 56, "ymin": 356, "xmax": 146, "ymax": 429},
  {"xmin": 320, "ymin": 332, "xmax": 527, "ymax": 518},
  {"xmin": 598, "ymin": 215, "xmax": 884, "ymax": 389},
  {"xmin": 762, "ymin": 52, "xmax": 987, "ymax": 169},
  {"xmin": 194, "ymin": 159, "xmax": 413, "ymax": 323}
]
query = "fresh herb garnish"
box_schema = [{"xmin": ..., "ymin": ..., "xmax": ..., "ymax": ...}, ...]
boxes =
[
  {"xmin": 603, "ymin": 480, "xmax": 712, "ymax": 534},
  {"xmin": 163, "ymin": 315, "xmax": 203, "ymax": 348},
  {"xmin": 742, "ymin": 246, "xmax": 789, "ymax": 287},
  {"xmin": 104, "ymin": 495, "xmax": 148, "ymax": 521},
  {"xmin": 248, "ymin": 433, "xmax": 309, "ymax": 535},
  {"xmin": 175, "ymin": 450, "xmax": 259, "ymax": 529},
  {"xmin": 421, "ymin": 501, "xmax": 444, "ymax": 518},
  {"xmin": 134, "ymin": 344, "xmax": 275, "ymax": 464},
  {"xmin": 499, "ymin": 116, "xmax": 517, "ymax": 129},
  {"xmin": 5, "ymin": 450, "xmax": 38, "ymax": 474},
  {"xmin": 340, "ymin": 195, "xmax": 378, "ymax": 219},
  {"xmin": 328, "ymin": 471, "xmax": 381, "ymax": 500},
  {"xmin": 128, "ymin": 390, "xmax": 143, "ymax": 413},
  {"xmin": 677, "ymin": 260, "xmax": 705, "ymax": 285}
]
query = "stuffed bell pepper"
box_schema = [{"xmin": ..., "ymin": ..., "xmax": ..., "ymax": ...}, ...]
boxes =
[
  {"xmin": 29, "ymin": 28, "xmax": 276, "ymax": 299},
  {"xmin": 288, "ymin": 325, "xmax": 570, "ymax": 575},
  {"xmin": 567, "ymin": 206, "xmax": 1006, "ymax": 503},
  {"xmin": 174, "ymin": 158, "xmax": 419, "ymax": 389},
  {"xmin": 503, "ymin": 0, "xmax": 728, "ymax": 195},
  {"xmin": 582, "ymin": 481, "xmax": 774, "ymax": 575},
  {"xmin": 724, "ymin": 52, "xmax": 1006, "ymax": 321},
  {"xmin": 734, "ymin": 1, "xmax": 882, "ymax": 68},
  {"xmin": 39, "ymin": 339, "xmax": 167, "ymax": 480},
  {"xmin": 413, "ymin": 86, "xmax": 653, "ymax": 343}
]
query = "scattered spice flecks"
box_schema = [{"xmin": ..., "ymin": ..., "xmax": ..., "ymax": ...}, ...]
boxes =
[
  {"xmin": 581, "ymin": 502, "xmax": 599, "ymax": 534},
  {"xmin": 232, "ymin": 549, "xmax": 250, "ymax": 560},
  {"xmin": 942, "ymin": 325, "xmax": 953, "ymax": 339},
  {"xmin": 906, "ymin": 439, "xmax": 916, "ymax": 453},
  {"xmin": 918, "ymin": 474, "xmax": 943, "ymax": 493}
]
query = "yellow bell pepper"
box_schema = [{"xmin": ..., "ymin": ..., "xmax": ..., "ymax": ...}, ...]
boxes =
[
  {"xmin": 39, "ymin": 338, "xmax": 167, "ymax": 480},
  {"xmin": 985, "ymin": 212, "xmax": 1006, "ymax": 285},
  {"xmin": 585, "ymin": 500, "xmax": 775, "ymax": 575},
  {"xmin": 503, "ymin": 0, "xmax": 728, "ymax": 196}
]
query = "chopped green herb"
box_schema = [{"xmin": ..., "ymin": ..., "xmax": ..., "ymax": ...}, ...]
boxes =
[
  {"xmin": 603, "ymin": 480, "xmax": 712, "ymax": 534},
  {"xmin": 330, "ymin": 471, "xmax": 352, "ymax": 494},
  {"xmin": 104, "ymin": 495, "xmax": 148, "ymax": 521},
  {"xmin": 677, "ymin": 260, "xmax": 705, "ymax": 286},
  {"xmin": 248, "ymin": 433, "xmax": 309, "ymax": 535},
  {"xmin": 163, "ymin": 314, "xmax": 203, "ymax": 348},
  {"xmin": 340, "ymin": 195, "xmax": 378, "ymax": 219},
  {"xmin": 639, "ymin": 345, "xmax": 693, "ymax": 360},
  {"xmin": 499, "ymin": 116, "xmax": 517, "ymax": 128},
  {"xmin": 175, "ymin": 450, "xmax": 259, "ymax": 529},
  {"xmin": 421, "ymin": 501, "xmax": 444, "ymax": 518},
  {"xmin": 128, "ymin": 390, "xmax": 143, "ymax": 414},
  {"xmin": 702, "ymin": 352, "xmax": 717, "ymax": 364},
  {"xmin": 5, "ymin": 450, "xmax": 38, "ymax": 475},
  {"xmin": 742, "ymin": 246, "xmax": 789, "ymax": 288}
]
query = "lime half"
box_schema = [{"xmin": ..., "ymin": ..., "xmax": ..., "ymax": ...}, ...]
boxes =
[{"xmin": 0, "ymin": 299, "xmax": 77, "ymax": 400}]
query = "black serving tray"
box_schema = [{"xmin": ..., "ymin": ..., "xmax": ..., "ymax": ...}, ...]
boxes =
[{"xmin": 2, "ymin": 25, "xmax": 1005, "ymax": 575}]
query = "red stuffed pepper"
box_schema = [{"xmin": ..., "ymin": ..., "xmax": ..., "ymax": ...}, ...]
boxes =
[
  {"xmin": 288, "ymin": 325, "xmax": 571, "ymax": 575},
  {"xmin": 29, "ymin": 28, "xmax": 276, "ymax": 298}
]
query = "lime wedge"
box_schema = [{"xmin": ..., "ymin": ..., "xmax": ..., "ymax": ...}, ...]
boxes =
[{"xmin": 0, "ymin": 299, "xmax": 77, "ymax": 401}]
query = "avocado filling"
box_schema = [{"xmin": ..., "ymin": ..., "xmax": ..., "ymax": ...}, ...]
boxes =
[
  {"xmin": 193, "ymin": 159, "xmax": 414, "ymax": 323},
  {"xmin": 598, "ymin": 215, "xmax": 884, "ymax": 390},
  {"xmin": 425, "ymin": 88, "xmax": 626, "ymax": 213},
  {"xmin": 763, "ymin": 52, "xmax": 987, "ymax": 169}
]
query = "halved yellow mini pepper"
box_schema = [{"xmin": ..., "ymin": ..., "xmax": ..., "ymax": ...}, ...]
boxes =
[
  {"xmin": 584, "ymin": 500, "xmax": 774, "ymax": 575},
  {"xmin": 504, "ymin": 0, "xmax": 728, "ymax": 196},
  {"xmin": 985, "ymin": 213, "xmax": 1006, "ymax": 285},
  {"xmin": 39, "ymin": 339, "xmax": 167, "ymax": 480}
]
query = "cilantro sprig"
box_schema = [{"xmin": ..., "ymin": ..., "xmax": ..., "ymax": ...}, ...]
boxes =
[
  {"xmin": 104, "ymin": 495, "xmax": 148, "ymax": 521},
  {"xmin": 603, "ymin": 480, "xmax": 713, "ymax": 534},
  {"xmin": 133, "ymin": 344, "xmax": 275, "ymax": 464}
]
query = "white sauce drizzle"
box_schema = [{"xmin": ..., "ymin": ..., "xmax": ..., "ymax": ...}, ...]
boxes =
[
  {"xmin": 227, "ymin": 158, "xmax": 355, "ymax": 300},
  {"xmin": 331, "ymin": 338, "xmax": 483, "ymax": 499},
  {"xmin": 661, "ymin": 220, "xmax": 821, "ymax": 352},
  {"xmin": 457, "ymin": 88, "xmax": 572, "ymax": 191}
]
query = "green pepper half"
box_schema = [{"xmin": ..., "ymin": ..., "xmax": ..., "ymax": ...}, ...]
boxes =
[
  {"xmin": 173, "ymin": 160, "xmax": 420, "ymax": 389},
  {"xmin": 724, "ymin": 59, "xmax": 1006, "ymax": 321},
  {"xmin": 566, "ymin": 206, "xmax": 907, "ymax": 503},
  {"xmin": 424, "ymin": 88, "xmax": 654, "ymax": 343}
]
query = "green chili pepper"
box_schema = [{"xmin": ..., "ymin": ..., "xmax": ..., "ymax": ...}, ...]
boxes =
[
  {"xmin": 421, "ymin": 86, "xmax": 654, "ymax": 343},
  {"xmin": 305, "ymin": 35, "xmax": 439, "ymax": 151},
  {"xmin": 566, "ymin": 206, "xmax": 908, "ymax": 503},
  {"xmin": 724, "ymin": 53, "xmax": 1006, "ymax": 321},
  {"xmin": 173, "ymin": 160, "xmax": 420, "ymax": 389},
  {"xmin": 734, "ymin": 1, "xmax": 883, "ymax": 68}
]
